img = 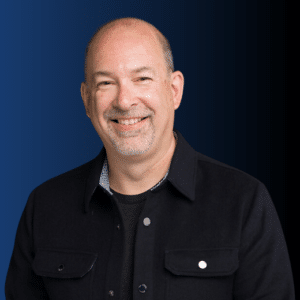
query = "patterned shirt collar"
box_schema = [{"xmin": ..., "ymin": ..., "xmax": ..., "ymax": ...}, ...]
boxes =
[
  {"xmin": 99, "ymin": 131, "xmax": 178, "ymax": 195},
  {"xmin": 84, "ymin": 129, "xmax": 196, "ymax": 212}
]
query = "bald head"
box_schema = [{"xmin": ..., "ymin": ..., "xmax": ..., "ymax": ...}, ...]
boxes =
[{"xmin": 84, "ymin": 17, "xmax": 174, "ymax": 83}]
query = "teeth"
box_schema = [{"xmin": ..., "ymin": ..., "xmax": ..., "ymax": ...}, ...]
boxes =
[{"xmin": 118, "ymin": 118, "xmax": 142, "ymax": 125}]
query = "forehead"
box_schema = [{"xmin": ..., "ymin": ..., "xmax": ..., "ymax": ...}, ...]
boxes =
[{"xmin": 87, "ymin": 24, "xmax": 165, "ymax": 76}]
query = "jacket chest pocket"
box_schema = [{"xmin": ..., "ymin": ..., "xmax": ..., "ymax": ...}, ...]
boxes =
[
  {"xmin": 32, "ymin": 249, "xmax": 98, "ymax": 300},
  {"xmin": 164, "ymin": 248, "xmax": 239, "ymax": 300}
]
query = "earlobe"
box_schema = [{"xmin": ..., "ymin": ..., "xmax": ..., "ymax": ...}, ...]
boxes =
[
  {"xmin": 171, "ymin": 71, "xmax": 184, "ymax": 110},
  {"xmin": 81, "ymin": 82, "xmax": 90, "ymax": 118}
]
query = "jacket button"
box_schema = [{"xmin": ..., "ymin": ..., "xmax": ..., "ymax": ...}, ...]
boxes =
[
  {"xmin": 108, "ymin": 290, "xmax": 114, "ymax": 296},
  {"xmin": 138, "ymin": 284, "xmax": 147, "ymax": 293},
  {"xmin": 143, "ymin": 217, "xmax": 151, "ymax": 226},
  {"xmin": 198, "ymin": 261, "xmax": 207, "ymax": 269},
  {"xmin": 58, "ymin": 264, "xmax": 64, "ymax": 272},
  {"xmin": 117, "ymin": 224, "xmax": 121, "ymax": 230}
]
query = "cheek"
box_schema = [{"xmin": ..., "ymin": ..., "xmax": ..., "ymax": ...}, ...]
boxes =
[
  {"xmin": 143, "ymin": 84, "xmax": 167, "ymax": 106},
  {"xmin": 91, "ymin": 93, "xmax": 110, "ymax": 117},
  {"xmin": 157, "ymin": 87, "xmax": 174, "ymax": 112}
]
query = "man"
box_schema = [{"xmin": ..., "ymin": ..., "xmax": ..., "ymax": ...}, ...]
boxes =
[{"xmin": 5, "ymin": 17, "xmax": 294, "ymax": 299}]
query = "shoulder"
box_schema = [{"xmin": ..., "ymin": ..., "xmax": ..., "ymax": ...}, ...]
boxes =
[
  {"xmin": 195, "ymin": 152, "xmax": 264, "ymax": 201},
  {"xmin": 197, "ymin": 152, "xmax": 259, "ymax": 183},
  {"xmin": 192, "ymin": 152, "xmax": 274, "ymax": 236},
  {"xmin": 32, "ymin": 157, "xmax": 97, "ymax": 199}
]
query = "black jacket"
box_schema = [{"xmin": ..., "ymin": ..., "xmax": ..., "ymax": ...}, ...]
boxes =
[{"xmin": 5, "ymin": 129, "xmax": 294, "ymax": 299}]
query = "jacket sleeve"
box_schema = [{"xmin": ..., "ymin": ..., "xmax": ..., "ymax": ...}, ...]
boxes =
[
  {"xmin": 5, "ymin": 189, "xmax": 49, "ymax": 299},
  {"xmin": 233, "ymin": 182, "xmax": 295, "ymax": 299}
]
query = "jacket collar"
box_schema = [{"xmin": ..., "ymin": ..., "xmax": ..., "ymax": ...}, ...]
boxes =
[
  {"xmin": 167, "ymin": 129, "xmax": 197, "ymax": 201},
  {"xmin": 84, "ymin": 129, "xmax": 197, "ymax": 212}
]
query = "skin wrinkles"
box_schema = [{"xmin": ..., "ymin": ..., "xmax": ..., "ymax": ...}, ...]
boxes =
[
  {"xmin": 81, "ymin": 18, "xmax": 184, "ymax": 195},
  {"xmin": 92, "ymin": 66, "xmax": 157, "ymax": 81}
]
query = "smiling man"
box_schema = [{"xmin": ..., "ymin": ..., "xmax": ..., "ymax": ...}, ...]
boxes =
[
  {"xmin": 5, "ymin": 18, "xmax": 294, "ymax": 300},
  {"xmin": 80, "ymin": 20, "xmax": 183, "ymax": 195}
]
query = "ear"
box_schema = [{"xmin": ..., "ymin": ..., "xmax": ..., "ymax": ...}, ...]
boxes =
[
  {"xmin": 80, "ymin": 82, "xmax": 91, "ymax": 118},
  {"xmin": 170, "ymin": 71, "xmax": 184, "ymax": 110}
]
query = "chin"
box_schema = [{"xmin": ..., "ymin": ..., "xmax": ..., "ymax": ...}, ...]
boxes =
[
  {"xmin": 113, "ymin": 141, "xmax": 154, "ymax": 156},
  {"xmin": 115, "ymin": 147, "xmax": 150, "ymax": 156},
  {"xmin": 110, "ymin": 134, "xmax": 155, "ymax": 157}
]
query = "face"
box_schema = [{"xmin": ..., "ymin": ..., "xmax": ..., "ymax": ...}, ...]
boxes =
[{"xmin": 81, "ymin": 24, "xmax": 183, "ymax": 158}]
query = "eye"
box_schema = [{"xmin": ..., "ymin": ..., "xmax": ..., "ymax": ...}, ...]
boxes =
[
  {"xmin": 96, "ymin": 81, "xmax": 114, "ymax": 89},
  {"xmin": 98, "ymin": 81, "xmax": 112, "ymax": 86},
  {"xmin": 137, "ymin": 77, "xmax": 152, "ymax": 82}
]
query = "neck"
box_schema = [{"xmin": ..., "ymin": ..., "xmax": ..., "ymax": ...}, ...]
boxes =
[{"xmin": 107, "ymin": 132, "xmax": 177, "ymax": 195}]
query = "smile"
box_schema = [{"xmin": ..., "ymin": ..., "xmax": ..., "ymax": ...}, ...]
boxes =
[
  {"xmin": 112, "ymin": 117, "xmax": 148, "ymax": 125},
  {"xmin": 110, "ymin": 116, "xmax": 149, "ymax": 131},
  {"xmin": 112, "ymin": 117, "xmax": 147, "ymax": 125}
]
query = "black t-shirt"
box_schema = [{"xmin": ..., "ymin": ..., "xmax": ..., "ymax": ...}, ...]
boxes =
[{"xmin": 110, "ymin": 188, "xmax": 148, "ymax": 300}]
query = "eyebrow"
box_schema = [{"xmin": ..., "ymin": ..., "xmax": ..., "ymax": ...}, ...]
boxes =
[
  {"xmin": 92, "ymin": 66, "xmax": 156, "ymax": 78},
  {"xmin": 131, "ymin": 66, "xmax": 156, "ymax": 74}
]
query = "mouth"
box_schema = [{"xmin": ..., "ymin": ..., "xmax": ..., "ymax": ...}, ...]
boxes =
[
  {"xmin": 111, "ymin": 116, "xmax": 148, "ymax": 125},
  {"xmin": 110, "ymin": 116, "xmax": 149, "ymax": 132}
]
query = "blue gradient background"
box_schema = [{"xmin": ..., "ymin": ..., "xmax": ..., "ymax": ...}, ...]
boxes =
[{"xmin": 1, "ymin": 0, "xmax": 289, "ymax": 296}]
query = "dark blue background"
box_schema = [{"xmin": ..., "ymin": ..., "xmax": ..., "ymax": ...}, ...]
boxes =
[{"xmin": 1, "ymin": 0, "xmax": 289, "ymax": 296}]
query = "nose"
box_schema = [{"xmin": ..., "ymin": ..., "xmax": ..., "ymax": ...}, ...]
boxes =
[{"xmin": 114, "ymin": 81, "xmax": 138, "ymax": 110}]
